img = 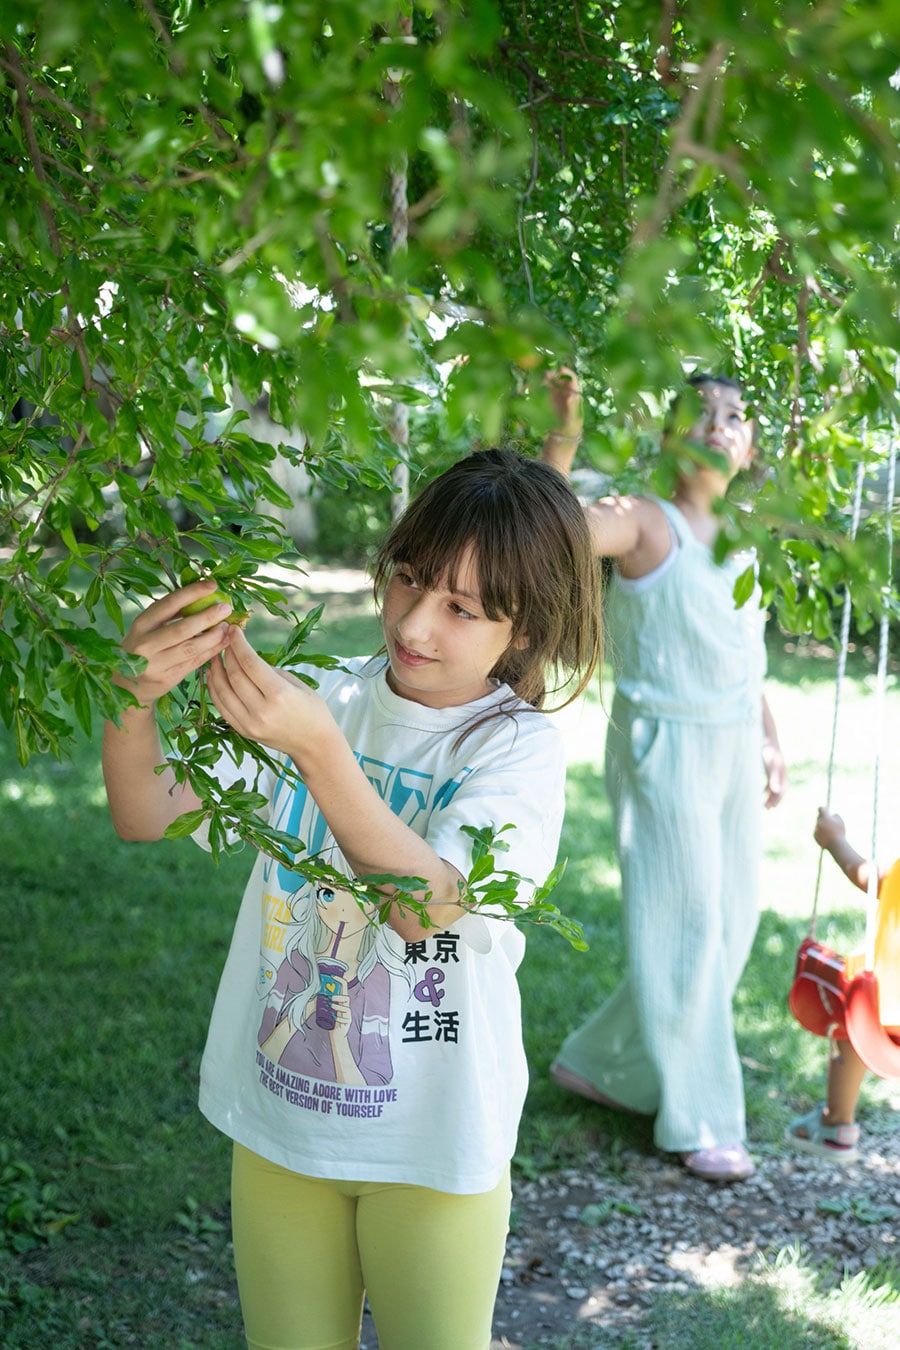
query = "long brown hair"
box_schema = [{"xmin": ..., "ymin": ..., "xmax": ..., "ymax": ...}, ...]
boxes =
[{"xmin": 372, "ymin": 448, "xmax": 602, "ymax": 710}]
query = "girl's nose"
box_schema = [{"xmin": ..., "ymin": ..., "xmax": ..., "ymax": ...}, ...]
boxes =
[
  {"xmin": 396, "ymin": 592, "xmax": 435, "ymax": 645},
  {"xmin": 704, "ymin": 410, "xmax": 729, "ymax": 442}
]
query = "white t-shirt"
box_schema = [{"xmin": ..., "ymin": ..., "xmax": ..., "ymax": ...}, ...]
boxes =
[{"xmin": 196, "ymin": 656, "xmax": 566, "ymax": 1194}]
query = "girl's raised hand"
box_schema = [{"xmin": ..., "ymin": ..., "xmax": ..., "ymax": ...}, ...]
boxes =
[
  {"xmin": 118, "ymin": 579, "xmax": 235, "ymax": 707},
  {"xmin": 545, "ymin": 367, "xmax": 583, "ymax": 434},
  {"xmin": 542, "ymin": 367, "xmax": 584, "ymax": 477},
  {"xmin": 203, "ymin": 626, "xmax": 330, "ymax": 756}
]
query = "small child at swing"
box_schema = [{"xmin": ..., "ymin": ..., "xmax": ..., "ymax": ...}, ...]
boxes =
[{"xmin": 786, "ymin": 805, "xmax": 900, "ymax": 1162}]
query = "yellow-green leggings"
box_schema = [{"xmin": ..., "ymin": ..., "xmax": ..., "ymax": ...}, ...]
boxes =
[{"xmin": 231, "ymin": 1143, "xmax": 512, "ymax": 1350}]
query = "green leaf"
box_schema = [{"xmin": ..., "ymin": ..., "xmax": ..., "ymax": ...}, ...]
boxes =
[
  {"xmin": 732, "ymin": 565, "xmax": 757, "ymax": 608},
  {"xmin": 163, "ymin": 810, "xmax": 210, "ymax": 839}
]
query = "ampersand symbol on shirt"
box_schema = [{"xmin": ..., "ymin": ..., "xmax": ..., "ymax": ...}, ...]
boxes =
[{"xmin": 414, "ymin": 967, "xmax": 446, "ymax": 1007}]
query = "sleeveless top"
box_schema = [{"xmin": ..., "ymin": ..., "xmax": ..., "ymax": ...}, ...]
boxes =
[{"xmin": 606, "ymin": 497, "xmax": 766, "ymax": 724}]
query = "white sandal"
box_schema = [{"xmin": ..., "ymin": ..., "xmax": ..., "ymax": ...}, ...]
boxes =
[{"xmin": 785, "ymin": 1104, "xmax": 860, "ymax": 1163}]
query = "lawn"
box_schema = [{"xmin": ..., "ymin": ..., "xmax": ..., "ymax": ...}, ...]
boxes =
[{"xmin": 1, "ymin": 577, "xmax": 898, "ymax": 1348}]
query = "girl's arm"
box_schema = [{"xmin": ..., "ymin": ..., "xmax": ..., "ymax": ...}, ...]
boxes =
[
  {"xmin": 814, "ymin": 807, "xmax": 880, "ymax": 892},
  {"xmin": 204, "ymin": 629, "xmax": 468, "ymax": 943},
  {"xmin": 541, "ymin": 369, "xmax": 672, "ymax": 578},
  {"xmin": 761, "ymin": 695, "xmax": 787, "ymax": 809},
  {"xmin": 102, "ymin": 580, "xmax": 235, "ymax": 840}
]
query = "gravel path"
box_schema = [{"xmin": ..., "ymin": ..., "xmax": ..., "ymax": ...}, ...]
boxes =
[{"xmin": 490, "ymin": 1114, "xmax": 900, "ymax": 1349}]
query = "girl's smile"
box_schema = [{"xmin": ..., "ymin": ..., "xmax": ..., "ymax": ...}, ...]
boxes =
[
  {"xmin": 381, "ymin": 544, "xmax": 524, "ymax": 709},
  {"xmin": 393, "ymin": 640, "xmax": 437, "ymax": 670}
]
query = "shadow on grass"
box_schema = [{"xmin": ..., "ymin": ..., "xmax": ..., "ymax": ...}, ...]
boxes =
[
  {"xmin": 630, "ymin": 1272, "xmax": 855, "ymax": 1350},
  {"xmin": 528, "ymin": 1284, "xmax": 854, "ymax": 1350},
  {"xmin": 516, "ymin": 762, "xmax": 650, "ymax": 1170},
  {"xmin": 509, "ymin": 1240, "xmax": 882, "ymax": 1350}
]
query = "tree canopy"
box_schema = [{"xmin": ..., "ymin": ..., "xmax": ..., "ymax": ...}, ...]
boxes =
[{"xmin": 2, "ymin": 0, "xmax": 900, "ymax": 773}]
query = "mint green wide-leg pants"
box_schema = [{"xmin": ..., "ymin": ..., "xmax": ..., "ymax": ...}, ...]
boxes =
[{"xmin": 556, "ymin": 695, "xmax": 762, "ymax": 1153}]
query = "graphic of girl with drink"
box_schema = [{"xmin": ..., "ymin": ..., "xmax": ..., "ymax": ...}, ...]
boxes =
[{"xmin": 258, "ymin": 881, "xmax": 410, "ymax": 1086}]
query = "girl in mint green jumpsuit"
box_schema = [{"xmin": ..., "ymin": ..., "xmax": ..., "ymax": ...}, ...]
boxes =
[{"xmin": 543, "ymin": 373, "xmax": 786, "ymax": 1183}]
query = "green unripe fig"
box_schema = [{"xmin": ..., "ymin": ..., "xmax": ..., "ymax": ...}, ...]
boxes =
[
  {"xmin": 180, "ymin": 584, "xmax": 251, "ymax": 629},
  {"xmin": 181, "ymin": 588, "xmax": 230, "ymax": 616}
]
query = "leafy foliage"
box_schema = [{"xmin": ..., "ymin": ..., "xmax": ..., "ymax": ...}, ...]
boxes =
[
  {"xmin": 1, "ymin": 0, "xmax": 542, "ymax": 765},
  {"xmin": 0, "ymin": 1144, "xmax": 79, "ymax": 1255},
  {"xmin": 1, "ymin": 2, "xmax": 899, "ymax": 896},
  {"xmin": 158, "ymin": 663, "xmax": 588, "ymax": 945}
]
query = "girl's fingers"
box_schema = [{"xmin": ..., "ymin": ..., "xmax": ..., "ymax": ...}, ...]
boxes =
[
  {"xmin": 126, "ymin": 620, "xmax": 234, "ymax": 703},
  {"xmin": 208, "ymin": 630, "xmax": 259, "ymax": 703},
  {"xmin": 221, "ymin": 627, "xmax": 270, "ymax": 688},
  {"xmin": 218, "ymin": 629, "xmax": 285, "ymax": 713},
  {"xmin": 128, "ymin": 579, "xmax": 222, "ymax": 633},
  {"xmin": 126, "ymin": 583, "xmax": 232, "ymax": 661}
]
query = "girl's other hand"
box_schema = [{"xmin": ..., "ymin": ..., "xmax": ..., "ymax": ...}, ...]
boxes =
[
  {"xmin": 541, "ymin": 368, "xmax": 584, "ymax": 478},
  {"xmin": 204, "ymin": 625, "xmax": 331, "ymax": 756},
  {"xmin": 118, "ymin": 580, "xmax": 235, "ymax": 707},
  {"xmin": 762, "ymin": 737, "xmax": 787, "ymax": 809}
]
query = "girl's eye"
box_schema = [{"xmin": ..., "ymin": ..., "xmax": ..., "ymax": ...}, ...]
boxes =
[
  {"xmin": 451, "ymin": 603, "xmax": 477, "ymax": 620},
  {"xmin": 395, "ymin": 568, "xmax": 418, "ymax": 589}
]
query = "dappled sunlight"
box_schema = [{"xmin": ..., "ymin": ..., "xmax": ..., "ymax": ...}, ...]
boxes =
[
  {"xmin": 2, "ymin": 777, "xmax": 59, "ymax": 807},
  {"xmin": 1, "ymin": 773, "xmax": 110, "ymax": 810},
  {"xmin": 549, "ymin": 687, "xmax": 610, "ymax": 767},
  {"xmin": 666, "ymin": 1240, "xmax": 750, "ymax": 1287}
]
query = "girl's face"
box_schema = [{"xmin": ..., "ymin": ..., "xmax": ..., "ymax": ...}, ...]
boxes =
[
  {"xmin": 687, "ymin": 382, "xmax": 754, "ymax": 479},
  {"xmin": 381, "ymin": 543, "xmax": 522, "ymax": 709}
]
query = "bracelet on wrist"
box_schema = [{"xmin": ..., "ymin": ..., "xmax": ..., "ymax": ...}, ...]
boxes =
[{"xmin": 548, "ymin": 431, "xmax": 582, "ymax": 442}]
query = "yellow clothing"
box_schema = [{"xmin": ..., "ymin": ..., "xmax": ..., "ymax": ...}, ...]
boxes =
[
  {"xmin": 231, "ymin": 1143, "xmax": 511, "ymax": 1350},
  {"xmin": 845, "ymin": 855, "xmax": 900, "ymax": 1029}
]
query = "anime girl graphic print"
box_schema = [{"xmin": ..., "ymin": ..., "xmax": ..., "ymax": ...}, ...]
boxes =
[
  {"xmin": 253, "ymin": 698, "xmax": 478, "ymax": 1091},
  {"xmin": 257, "ymin": 879, "xmax": 411, "ymax": 1087}
]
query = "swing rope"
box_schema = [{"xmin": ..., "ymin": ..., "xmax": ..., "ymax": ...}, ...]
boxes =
[
  {"xmin": 864, "ymin": 421, "xmax": 897, "ymax": 968},
  {"xmin": 809, "ymin": 457, "xmax": 866, "ymax": 939},
  {"xmin": 789, "ymin": 427, "xmax": 899, "ymax": 1074}
]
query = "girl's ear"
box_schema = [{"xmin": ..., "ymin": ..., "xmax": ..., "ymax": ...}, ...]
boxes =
[{"xmin": 512, "ymin": 632, "xmax": 530, "ymax": 651}]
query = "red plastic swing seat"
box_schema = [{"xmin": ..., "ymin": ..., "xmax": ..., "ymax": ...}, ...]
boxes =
[
  {"xmin": 788, "ymin": 936, "xmax": 851, "ymax": 1040},
  {"xmin": 845, "ymin": 971, "xmax": 900, "ymax": 1078},
  {"xmin": 789, "ymin": 859, "xmax": 900, "ymax": 1080}
]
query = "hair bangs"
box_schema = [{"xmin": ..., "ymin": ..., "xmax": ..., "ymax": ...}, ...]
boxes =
[{"xmin": 374, "ymin": 467, "xmax": 527, "ymax": 624}]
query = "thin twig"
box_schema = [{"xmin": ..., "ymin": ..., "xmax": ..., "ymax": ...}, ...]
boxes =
[
  {"xmin": 517, "ymin": 74, "xmax": 539, "ymax": 306},
  {"xmin": 631, "ymin": 40, "xmax": 731, "ymax": 249}
]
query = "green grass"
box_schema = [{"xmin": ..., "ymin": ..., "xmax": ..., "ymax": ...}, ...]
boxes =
[
  {"xmin": 1, "ymin": 598, "xmax": 899, "ymax": 1347},
  {"xmin": 620, "ymin": 1249, "xmax": 900, "ymax": 1350}
]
